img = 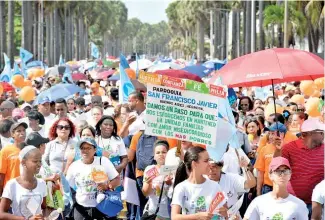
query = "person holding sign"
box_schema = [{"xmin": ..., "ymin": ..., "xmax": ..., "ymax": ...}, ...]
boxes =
[
  {"xmin": 171, "ymin": 147, "xmax": 227, "ymax": 220},
  {"xmin": 0, "ymin": 146, "xmax": 47, "ymax": 220},
  {"xmin": 142, "ymin": 140, "xmax": 172, "ymax": 220},
  {"xmin": 66, "ymin": 138, "xmax": 120, "ymax": 220},
  {"xmin": 244, "ymin": 157, "xmax": 308, "ymax": 219}
]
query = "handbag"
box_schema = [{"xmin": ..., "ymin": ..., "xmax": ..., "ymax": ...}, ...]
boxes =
[
  {"xmin": 141, "ymin": 181, "xmax": 165, "ymax": 220},
  {"xmin": 96, "ymin": 157, "xmax": 123, "ymax": 217}
]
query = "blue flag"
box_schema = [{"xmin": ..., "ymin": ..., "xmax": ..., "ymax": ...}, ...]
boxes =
[
  {"xmin": 188, "ymin": 53, "xmax": 195, "ymax": 66},
  {"xmin": 91, "ymin": 42, "xmax": 99, "ymax": 59},
  {"xmin": 21, "ymin": 62, "xmax": 27, "ymax": 79},
  {"xmin": 59, "ymin": 54, "xmax": 65, "ymax": 65},
  {"xmin": 120, "ymin": 53, "xmax": 130, "ymax": 69},
  {"xmin": 119, "ymin": 64, "xmax": 135, "ymax": 103},
  {"xmin": 19, "ymin": 48, "xmax": 33, "ymax": 64},
  {"xmin": 13, "ymin": 62, "xmax": 21, "ymax": 76},
  {"xmin": 227, "ymin": 88, "xmax": 237, "ymax": 107},
  {"xmin": 0, "ymin": 53, "xmax": 12, "ymax": 82}
]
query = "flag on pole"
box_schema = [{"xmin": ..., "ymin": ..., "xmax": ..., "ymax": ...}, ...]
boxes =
[
  {"xmin": 59, "ymin": 54, "xmax": 65, "ymax": 65},
  {"xmin": 188, "ymin": 53, "xmax": 195, "ymax": 66},
  {"xmin": 20, "ymin": 62, "xmax": 27, "ymax": 79},
  {"xmin": 120, "ymin": 53, "xmax": 130, "ymax": 69},
  {"xmin": 0, "ymin": 53, "xmax": 12, "ymax": 82},
  {"xmin": 13, "ymin": 62, "xmax": 21, "ymax": 76},
  {"xmin": 136, "ymin": 53, "xmax": 139, "ymax": 78},
  {"xmin": 91, "ymin": 42, "xmax": 99, "ymax": 59},
  {"xmin": 19, "ymin": 48, "xmax": 33, "ymax": 64},
  {"xmin": 119, "ymin": 64, "xmax": 135, "ymax": 103}
]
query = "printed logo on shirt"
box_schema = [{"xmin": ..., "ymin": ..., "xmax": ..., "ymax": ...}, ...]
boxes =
[
  {"xmin": 265, "ymin": 153, "xmax": 273, "ymax": 159},
  {"xmin": 195, "ymin": 196, "xmax": 207, "ymax": 212}
]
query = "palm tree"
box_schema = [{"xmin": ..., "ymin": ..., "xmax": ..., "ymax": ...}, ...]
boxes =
[
  {"xmin": 0, "ymin": 1, "xmax": 6, "ymax": 69},
  {"xmin": 259, "ymin": 0, "xmax": 265, "ymax": 50},
  {"xmin": 245, "ymin": 0, "xmax": 251, "ymax": 54}
]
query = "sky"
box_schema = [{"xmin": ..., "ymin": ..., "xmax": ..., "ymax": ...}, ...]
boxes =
[{"xmin": 122, "ymin": 0, "xmax": 173, "ymax": 24}]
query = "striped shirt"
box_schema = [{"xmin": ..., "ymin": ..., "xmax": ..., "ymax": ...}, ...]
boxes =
[{"xmin": 282, "ymin": 139, "xmax": 324, "ymax": 204}]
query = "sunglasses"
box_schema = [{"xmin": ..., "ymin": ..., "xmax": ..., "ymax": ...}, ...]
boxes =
[
  {"xmin": 56, "ymin": 125, "xmax": 71, "ymax": 130},
  {"xmin": 271, "ymin": 169, "xmax": 291, "ymax": 176}
]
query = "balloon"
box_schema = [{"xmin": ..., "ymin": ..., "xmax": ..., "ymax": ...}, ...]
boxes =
[
  {"xmin": 305, "ymin": 97, "xmax": 321, "ymax": 117},
  {"xmin": 33, "ymin": 68, "xmax": 45, "ymax": 77},
  {"xmin": 125, "ymin": 68, "xmax": 136, "ymax": 80},
  {"xmin": 265, "ymin": 103, "xmax": 284, "ymax": 119},
  {"xmin": 314, "ymin": 77, "xmax": 325, "ymax": 90},
  {"xmin": 12, "ymin": 75, "xmax": 25, "ymax": 88},
  {"xmin": 300, "ymin": 80, "xmax": 316, "ymax": 96},
  {"xmin": 0, "ymin": 83, "xmax": 3, "ymax": 95},
  {"xmin": 23, "ymin": 79, "xmax": 32, "ymax": 87},
  {"xmin": 290, "ymin": 94, "xmax": 305, "ymax": 105},
  {"xmin": 311, "ymin": 89, "xmax": 321, "ymax": 97},
  {"xmin": 27, "ymin": 71, "xmax": 35, "ymax": 79},
  {"xmin": 19, "ymin": 86, "xmax": 35, "ymax": 101}
]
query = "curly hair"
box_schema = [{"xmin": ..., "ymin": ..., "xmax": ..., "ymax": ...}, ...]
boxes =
[{"xmin": 48, "ymin": 117, "xmax": 76, "ymax": 140}]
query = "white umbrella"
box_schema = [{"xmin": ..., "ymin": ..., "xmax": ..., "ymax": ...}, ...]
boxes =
[
  {"xmin": 147, "ymin": 62, "xmax": 182, "ymax": 72},
  {"xmin": 129, "ymin": 59, "xmax": 153, "ymax": 71}
]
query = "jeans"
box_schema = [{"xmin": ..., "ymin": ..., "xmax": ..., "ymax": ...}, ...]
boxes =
[
  {"xmin": 306, "ymin": 203, "xmax": 312, "ymax": 219},
  {"xmin": 126, "ymin": 202, "xmax": 137, "ymax": 220},
  {"xmin": 262, "ymin": 184, "xmax": 273, "ymax": 195},
  {"xmin": 73, "ymin": 203, "xmax": 117, "ymax": 220}
]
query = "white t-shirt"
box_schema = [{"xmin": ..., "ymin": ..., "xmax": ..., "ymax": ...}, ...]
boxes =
[
  {"xmin": 244, "ymin": 193, "xmax": 309, "ymax": 220},
  {"xmin": 26, "ymin": 126, "xmax": 47, "ymax": 138},
  {"xmin": 43, "ymin": 113, "xmax": 56, "ymax": 136},
  {"xmin": 171, "ymin": 178, "xmax": 224, "ymax": 215},
  {"xmin": 128, "ymin": 110, "xmax": 146, "ymax": 135},
  {"xmin": 96, "ymin": 136, "xmax": 127, "ymax": 166},
  {"xmin": 165, "ymin": 147, "xmax": 181, "ymax": 166},
  {"xmin": 219, "ymin": 173, "xmax": 247, "ymax": 208},
  {"xmin": 2, "ymin": 178, "xmax": 47, "ymax": 218},
  {"xmin": 66, "ymin": 156, "xmax": 119, "ymax": 207},
  {"xmin": 312, "ymin": 180, "xmax": 325, "ymax": 220},
  {"xmin": 0, "ymin": 135, "xmax": 12, "ymax": 149},
  {"xmin": 221, "ymin": 147, "xmax": 241, "ymax": 175},
  {"xmin": 143, "ymin": 165, "xmax": 170, "ymax": 218}
]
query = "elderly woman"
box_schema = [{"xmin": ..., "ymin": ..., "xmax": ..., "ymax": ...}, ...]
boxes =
[
  {"xmin": 26, "ymin": 110, "xmax": 46, "ymax": 137},
  {"xmin": 43, "ymin": 117, "xmax": 77, "ymax": 175},
  {"xmin": 66, "ymin": 138, "xmax": 120, "ymax": 220}
]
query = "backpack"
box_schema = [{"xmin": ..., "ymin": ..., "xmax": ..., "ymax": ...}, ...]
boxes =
[{"xmin": 136, "ymin": 132, "xmax": 157, "ymax": 171}]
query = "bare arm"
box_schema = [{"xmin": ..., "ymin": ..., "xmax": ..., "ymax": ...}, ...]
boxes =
[
  {"xmin": 119, "ymin": 123, "xmax": 131, "ymax": 138},
  {"xmin": 243, "ymin": 169, "xmax": 256, "ymax": 190},
  {"xmin": 256, "ymin": 170, "xmax": 264, "ymax": 196},
  {"xmin": 0, "ymin": 198, "xmax": 24, "ymax": 220},
  {"xmin": 109, "ymin": 175, "xmax": 121, "ymax": 190},
  {"xmin": 171, "ymin": 204, "xmax": 212, "ymax": 220},
  {"xmin": 115, "ymin": 156, "xmax": 128, "ymax": 173},
  {"xmin": 311, "ymin": 201, "xmax": 323, "ymax": 220},
  {"xmin": 273, "ymin": 149, "xmax": 282, "ymax": 157},
  {"xmin": 142, "ymin": 180, "xmax": 153, "ymax": 197},
  {"xmin": 128, "ymin": 149, "xmax": 136, "ymax": 162}
]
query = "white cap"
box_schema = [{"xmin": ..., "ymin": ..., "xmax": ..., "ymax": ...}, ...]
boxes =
[
  {"xmin": 301, "ymin": 118, "xmax": 325, "ymax": 132},
  {"xmin": 21, "ymin": 103, "xmax": 32, "ymax": 110}
]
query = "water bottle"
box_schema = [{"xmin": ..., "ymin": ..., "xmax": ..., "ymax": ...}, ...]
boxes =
[{"xmin": 46, "ymin": 208, "xmax": 62, "ymax": 220}]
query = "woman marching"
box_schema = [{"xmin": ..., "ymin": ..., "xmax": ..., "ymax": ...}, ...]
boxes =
[
  {"xmin": 0, "ymin": 146, "xmax": 47, "ymax": 220},
  {"xmin": 171, "ymin": 147, "xmax": 228, "ymax": 220}
]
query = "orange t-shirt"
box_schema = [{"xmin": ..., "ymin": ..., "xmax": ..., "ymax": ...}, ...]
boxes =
[
  {"xmin": 0, "ymin": 144, "xmax": 21, "ymax": 187},
  {"xmin": 258, "ymin": 131, "xmax": 298, "ymax": 153},
  {"xmin": 254, "ymin": 143, "xmax": 277, "ymax": 186}
]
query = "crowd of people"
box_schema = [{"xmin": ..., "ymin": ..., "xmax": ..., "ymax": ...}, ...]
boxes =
[{"xmin": 0, "ymin": 73, "xmax": 324, "ymax": 220}]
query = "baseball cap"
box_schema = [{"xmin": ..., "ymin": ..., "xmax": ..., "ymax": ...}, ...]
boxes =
[
  {"xmin": 110, "ymin": 88, "xmax": 119, "ymax": 100},
  {"xmin": 12, "ymin": 108, "xmax": 25, "ymax": 118},
  {"xmin": 39, "ymin": 97, "xmax": 51, "ymax": 105},
  {"xmin": 269, "ymin": 157, "xmax": 291, "ymax": 172},
  {"xmin": 0, "ymin": 101, "xmax": 15, "ymax": 109},
  {"xmin": 25, "ymin": 132, "xmax": 49, "ymax": 147},
  {"xmin": 267, "ymin": 122, "xmax": 287, "ymax": 133},
  {"xmin": 21, "ymin": 103, "xmax": 32, "ymax": 110},
  {"xmin": 10, "ymin": 122, "xmax": 28, "ymax": 134},
  {"xmin": 301, "ymin": 118, "xmax": 325, "ymax": 132},
  {"xmin": 77, "ymin": 138, "xmax": 97, "ymax": 149},
  {"xmin": 75, "ymin": 97, "xmax": 86, "ymax": 106}
]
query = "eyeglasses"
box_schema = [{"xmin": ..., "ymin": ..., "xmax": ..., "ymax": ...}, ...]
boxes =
[
  {"xmin": 80, "ymin": 146, "xmax": 93, "ymax": 151},
  {"xmin": 56, "ymin": 125, "xmax": 71, "ymax": 130},
  {"xmin": 271, "ymin": 169, "xmax": 291, "ymax": 176}
]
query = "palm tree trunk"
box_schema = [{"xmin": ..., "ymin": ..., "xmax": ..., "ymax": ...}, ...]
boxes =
[
  {"xmin": 78, "ymin": 17, "xmax": 84, "ymax": 59},
  {"xmin": 64, "ymin": 7, "xmax": 68, "ymax": 60},
  {"xmin": 245, "ymin": 0, "xmax": 251, "ymax": 54},
  {"xmin": 196, "ymin": 18, "xmax": 204, "ymax": 62},
  {"xmin": 7, "ymin": 0, "xmax": 14, "ymax": 66},
  {"xmin": 231, "ymin": 10, "xmax": 237, "ymax": 59},
  {"xmin": 33, "ymin": 2, "xmax": 38, "ymax": 59},
  {"xmin": 38, "ymin": 0, "xmax": 43, "ymax": 61},
  {"xmin": 75, "ymin": 17, "xmax": 79, "ymax": 60},
  {"xmin": 236, "ymin": 10, "xmax": 240, "ymax": 57},
  {"xmin": 277, "ymin": 24, "xmax": 283, "ymax": 48},
  {"xmin": 70, "ymin": 8, "xmax": 74, "ymax": 61},
  {"xmin": 251, "ymin": 0, "xmax": 256, "ymax": 52},
  {"xmin": 50, "ymin": 11, "xmax": 55, "ymax": 66},
  {"xmin": 259, "ymin": 0, "xmax": 265, "ymax": 51},
  {"xmin": 46, "ymin": 14, "xmax": 51, "ymax": 65},
  {"xmin": 0, "ymin": 1, "xmax": 6, "ymax": 69},
  {"xmin": 242, "ymin": 1, "xmax": 246, "ymax": 56},
  {"xmin": 213, "ymin": 11, "xmax": 218, "ymax": 59},
  {"xmin": 271, "ymin": 24, "xmax": 275, "ymax": 47}
]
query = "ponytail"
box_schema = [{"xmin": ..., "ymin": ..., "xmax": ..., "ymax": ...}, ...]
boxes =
[{"xmin": 173, "ymin": 162, "xmax": 188, "ymax": 190}]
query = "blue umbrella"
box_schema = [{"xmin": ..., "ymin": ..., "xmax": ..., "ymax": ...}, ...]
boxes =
[
  {"xmin": 108, "ymin": 74, "xmax": 120, "ymax": 81},
  {"xmin": 203, "ymin": 59, "xmax": 227, "ymax": 70},
  {"xmin": 34, "ymin": 83, "xmax": 83, "ymax": 105},
  {"xmin": 181, "ymin": 65, "xmax": 213, "ymax": 78},
  {"xmin": 26, "ymin": 60, "xmax": 48, "ymax": 69}
]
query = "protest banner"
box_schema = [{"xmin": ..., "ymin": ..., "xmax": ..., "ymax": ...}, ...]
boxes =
[{"xmin": 145, "ymin": 79, "xmax": 221, "ymax": 146}]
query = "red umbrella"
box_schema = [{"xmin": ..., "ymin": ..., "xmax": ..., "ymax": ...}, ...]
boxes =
[
  {"xmin": 155, "ymin": 69, "xmax": 203, "ymax": 82},
  {"xmin": 0, "ymin": 82, "xmax": 14, "ymax": 92},
  {"xmin": 72, "ymin": 73, "xmax": 88, "ymax": 81},
  {"xmin": 208, "ymin": 48, "xmax": 324, "ymax": 87},
  {"xmin": 93, "ymin": 70, "xmax": 116, "ymax": 80}
]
